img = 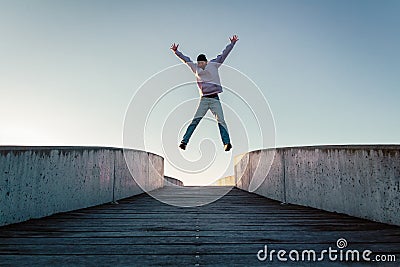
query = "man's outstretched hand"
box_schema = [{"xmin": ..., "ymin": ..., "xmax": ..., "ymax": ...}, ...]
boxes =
[
  {"xmin": 170, "ymin": 43, "xmax": 179, "ymax": 52},
  {"xmin": 229, "ymin": 35, "xmax": 239, "ymax": 43}
]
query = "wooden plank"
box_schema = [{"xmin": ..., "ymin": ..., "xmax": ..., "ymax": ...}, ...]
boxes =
[
  {"xmin": 0, "ymin": 236, "xmax": 399, "ymax": 247},
  {"xmin": 1, "ymin": 230, "xmax": 398, "ymax": 243},
  {"xmin": 0, "ymin": 255, "xmax": 196, "ymax": 266},
  {"xmin": 0, "ymin": 243, "xmax": 399, "ymax": 255}
]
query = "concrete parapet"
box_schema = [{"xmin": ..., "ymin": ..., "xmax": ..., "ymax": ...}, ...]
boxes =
[
  {"xmin": 235, "ymin": 145, "xmax": 400, "ymax": 226},
  {"xmin": 0, "ymin": 146, "xmax": 164, "ymax": 226}
]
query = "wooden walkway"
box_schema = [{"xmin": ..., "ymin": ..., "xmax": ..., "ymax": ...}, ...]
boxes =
[{"xmin": 0, "ymin": 186, "xmax": 399, "ymax": 266}]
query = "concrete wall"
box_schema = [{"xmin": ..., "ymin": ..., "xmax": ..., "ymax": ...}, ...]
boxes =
[
  {"xmin": 211, "ymin": 176, "xmax": 235, "ymax": 186},
  {"xmin": 0, "ymin": 146, "xmax": 164, "ymax": 227},
  {"xmin": 235, "ymin": 145, "xmax": 400, "ymax": 226},
  {"xmin": 164, "ymin": 176, "xmax": 184, "ymax": 187}
]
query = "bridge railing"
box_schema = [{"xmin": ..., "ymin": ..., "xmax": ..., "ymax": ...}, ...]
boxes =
[
  {"xmin": 0, "ymin": 146, "xmax": 164, "ymax": 227},
  {"xmin": 164, "ymin": 176, "xmax": 184, "ymax": 186},
  {"xmin": 235, "ymin": 145, "xmax": 400, "ymax": 226}
]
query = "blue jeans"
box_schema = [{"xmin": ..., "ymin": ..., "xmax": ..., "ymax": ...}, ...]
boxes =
[{"xmin": 182, "ymin": 95, "xmax": 231, "ymax": 145}]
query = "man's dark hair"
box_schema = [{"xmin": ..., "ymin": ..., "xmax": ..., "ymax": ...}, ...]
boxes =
[{"xmin": 197, "ymin": 54, "xmax": 207, "ymax": 62}]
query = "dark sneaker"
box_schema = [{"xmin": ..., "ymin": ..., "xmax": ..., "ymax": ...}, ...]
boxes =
[
  {"xmin": 224, "ymin": 143, "xmax": 232, "ymax": 152},
  {"xmin": 179, "ymin": 142, "xmax": 187, "ymax": 150}
]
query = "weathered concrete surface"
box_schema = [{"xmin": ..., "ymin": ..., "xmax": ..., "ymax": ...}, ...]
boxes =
[
  {"xmin": 234, "ymin": 152, "xmax": 249, "ymax": 190},
  {"xmin": 235, "ymin": 149, "xmax": 284, "ymax": 201},
  {"xmin": 148, "ymin": 152, "xmax": 164, "ymax": 191},
  {"xmin": 113, "ymin": 149, "xmax": 145, "ymax": 200},
  {"xmin": 249, "ymin": 149, "xmax": 283, "ymax": 200},
  {"xmin": 0, "ymin": 146, "xmax": 164, "ymax": 227},
  {"xmin": 211, "ymin": 175, "xmax": 235, "ymax": 186},
  {"xmin": 164, "ymin": 176, "xmax": 184, "ymax": 186},
  {"xmin": 235, "ymin": 145, "xmax": 400, "ymax": 226}
]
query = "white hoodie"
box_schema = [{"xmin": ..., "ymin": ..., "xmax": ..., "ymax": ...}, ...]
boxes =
[{"xmin": 174, "ymin": 42, "xmax": 236, "ymax": 96}]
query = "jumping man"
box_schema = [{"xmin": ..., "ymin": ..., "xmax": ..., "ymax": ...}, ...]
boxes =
[{"xmin": 170, "ymin": 34, "xmax": 238, "ymax": 152}]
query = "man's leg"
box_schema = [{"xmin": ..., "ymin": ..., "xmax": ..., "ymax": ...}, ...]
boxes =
[
  {"xmin": 209, "ymin": 96, "xmax": 231, "ymax": 145},
  {"xmin": 181, "ymin": 97, "xmax": 209, "ymax": 144}
]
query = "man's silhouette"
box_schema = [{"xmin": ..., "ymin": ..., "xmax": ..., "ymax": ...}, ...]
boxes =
[{"xmin": 170, "ymin": 35, "xmax": 238, "ymax": 152}]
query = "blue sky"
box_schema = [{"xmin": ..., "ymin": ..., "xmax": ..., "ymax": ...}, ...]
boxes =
[{"xmin": 1, "ymin": 0, "xmax": 399, "ymax": 185}]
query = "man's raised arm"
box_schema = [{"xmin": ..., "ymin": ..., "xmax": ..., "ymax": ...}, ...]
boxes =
[
  {"xmin": 211, "ymin": 35, "xmax": 239, "ymax": 65},
  {"xmin": 170, "ymin": 43, "xmax": 196, "ymax": 73}
]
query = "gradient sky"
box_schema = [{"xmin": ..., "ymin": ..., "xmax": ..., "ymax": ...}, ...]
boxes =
[{"xmin": 1, "ymin": 0, "xmax": 399, "ymax": 185}]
